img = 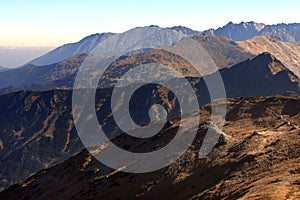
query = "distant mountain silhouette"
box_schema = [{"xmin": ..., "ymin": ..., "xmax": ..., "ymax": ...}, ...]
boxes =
[
  {"xmin": 203, "ymin": 21, "xmax": 300, "ymax": 42},
  {"xmin": 27, "ymin": 26, "xmax": 200, "ymax": 66},
  {"xmin": 24, "ymin": 22, "xmax": 300, "ymax": 68}
]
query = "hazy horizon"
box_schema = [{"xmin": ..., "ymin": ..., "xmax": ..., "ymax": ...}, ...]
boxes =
[
  {"xmin": 2, "ymin": 0, "xmax": 299, "ymax": 67},
  {"xmin": 0, "ymin": 46, "xmax": 54, "ymax": 68}
]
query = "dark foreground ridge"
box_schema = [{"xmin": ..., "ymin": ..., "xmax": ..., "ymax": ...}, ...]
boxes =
[{"xmin": 1, "ymin": 96, "xmax": 300, "ymax": 199}]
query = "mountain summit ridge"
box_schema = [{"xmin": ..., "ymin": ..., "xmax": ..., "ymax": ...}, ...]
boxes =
[
  {"xmin": 203, "ymin": 21, "xmax": 300, "ymax": 42},
  {"xmin": 25, "ymin": 22, "xmax": 300, "ymax": 67},
  {"xmin": 27, "ymin": 25, "xmax": 200, "ymax": 66}
]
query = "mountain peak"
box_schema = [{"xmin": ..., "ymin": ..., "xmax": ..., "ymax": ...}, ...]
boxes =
[
  {"xmin": 249, "ymin": 52, "xmax": 284, "ymax": 69},
  {"xmin": 133, "ymin": 25, "xmax": 162, "ymax": 30},
  {"xmin": 254, "ymin": 52, "xmax": 296, "ymax": 76},
  {"xmin": 236, "ymin": 35, "xmax": 300, "ymax": 77},
  {"xmin": 167, "ymin": 25, "xmax": 200, "ymax": 36},
  {"xmin": 231, "ymin": 52, "xmax": 298, "ymax": 80},
  {"xmin": 256, "ymin": 52, "xmax": 276, "ymax": 60},
  {"xmin": 204, "ymin": 22, "xmax": 299, "ymax": 42},
  {"xmin": 79, "ymin": 32, "xmax": 115, "ymax": 41},
  {"xmin": 149, "ymin": 25, "xmax": 160, "ymax": 28}
]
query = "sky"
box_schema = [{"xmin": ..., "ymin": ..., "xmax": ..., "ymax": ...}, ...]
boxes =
[
  {"xmin": 1, "ymin": 0, "xmax": 300, "ymax": 48},
  {"xmin": 0, "ymin": 46, "xmax": 53, "ymax": 68},
  {"xmin": 0, "ymin": 0, "xmax": 299, "ymax": 67}
]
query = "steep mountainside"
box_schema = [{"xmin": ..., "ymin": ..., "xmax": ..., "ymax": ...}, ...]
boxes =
[
  {"xmin": 1, "ymin": 96, "xmax": 299, "ymax": 199},
  {"xmin": 237, "ymin": 36, "xmax": 300, "ymax": 77},
  {"xmin": 192, "ymin": 35, "xmax": 254, "ymax": 68},
  {"xmin": 0, "ymin": 53, "xmax": 299, "ymax": 190},
  {"xmin": 218, "ymin": 52, "xmax": 300, "ymax": 97},
  {"xmin": 0, "ymin": 90, "xmax": 82, "ymax": 190},
  {"xmin": 203, "ymin": 21, "xmax": 300, "ymax": 42}
]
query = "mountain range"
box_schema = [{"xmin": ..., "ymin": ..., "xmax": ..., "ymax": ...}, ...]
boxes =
[
  {"xmin": 203, "ymin": 21, "xmax": 300, "ymax": 42},
  {"xmin": 13, "ymin": 23, "xmax": 299, "ymax": 80},
  {"xmin": 27, "ymin": 26, "xmax": 200, "ymax": 66},
  {"xmin": 1, "ymin": 31, "xmax": 299, "ymax": 96},
  {"xmin": 0, "ymin": 22, "xmax": 300, "ymax": 199},
  {"xmin": 1, "ymin": 22, "xmax": 299, "ymax": 69},
  {"xmin": 0, "ymin": 32, "xmax": 255, "ymax": 95}
]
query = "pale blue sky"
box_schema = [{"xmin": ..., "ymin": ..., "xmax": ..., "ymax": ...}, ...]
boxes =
[{"xmin": 0, "ymin": 0, "xmax": 299, "ymax": 47}]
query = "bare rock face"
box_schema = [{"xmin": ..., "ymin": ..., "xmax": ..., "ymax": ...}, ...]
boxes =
[{"xmin": 203, "ymin": 21, "xmax": 300, "ymax": 42}]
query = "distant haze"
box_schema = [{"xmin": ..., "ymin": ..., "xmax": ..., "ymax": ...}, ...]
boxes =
[{"xmin": 0, "ymin": 47, "xmax": 54, "ymax": 68}]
